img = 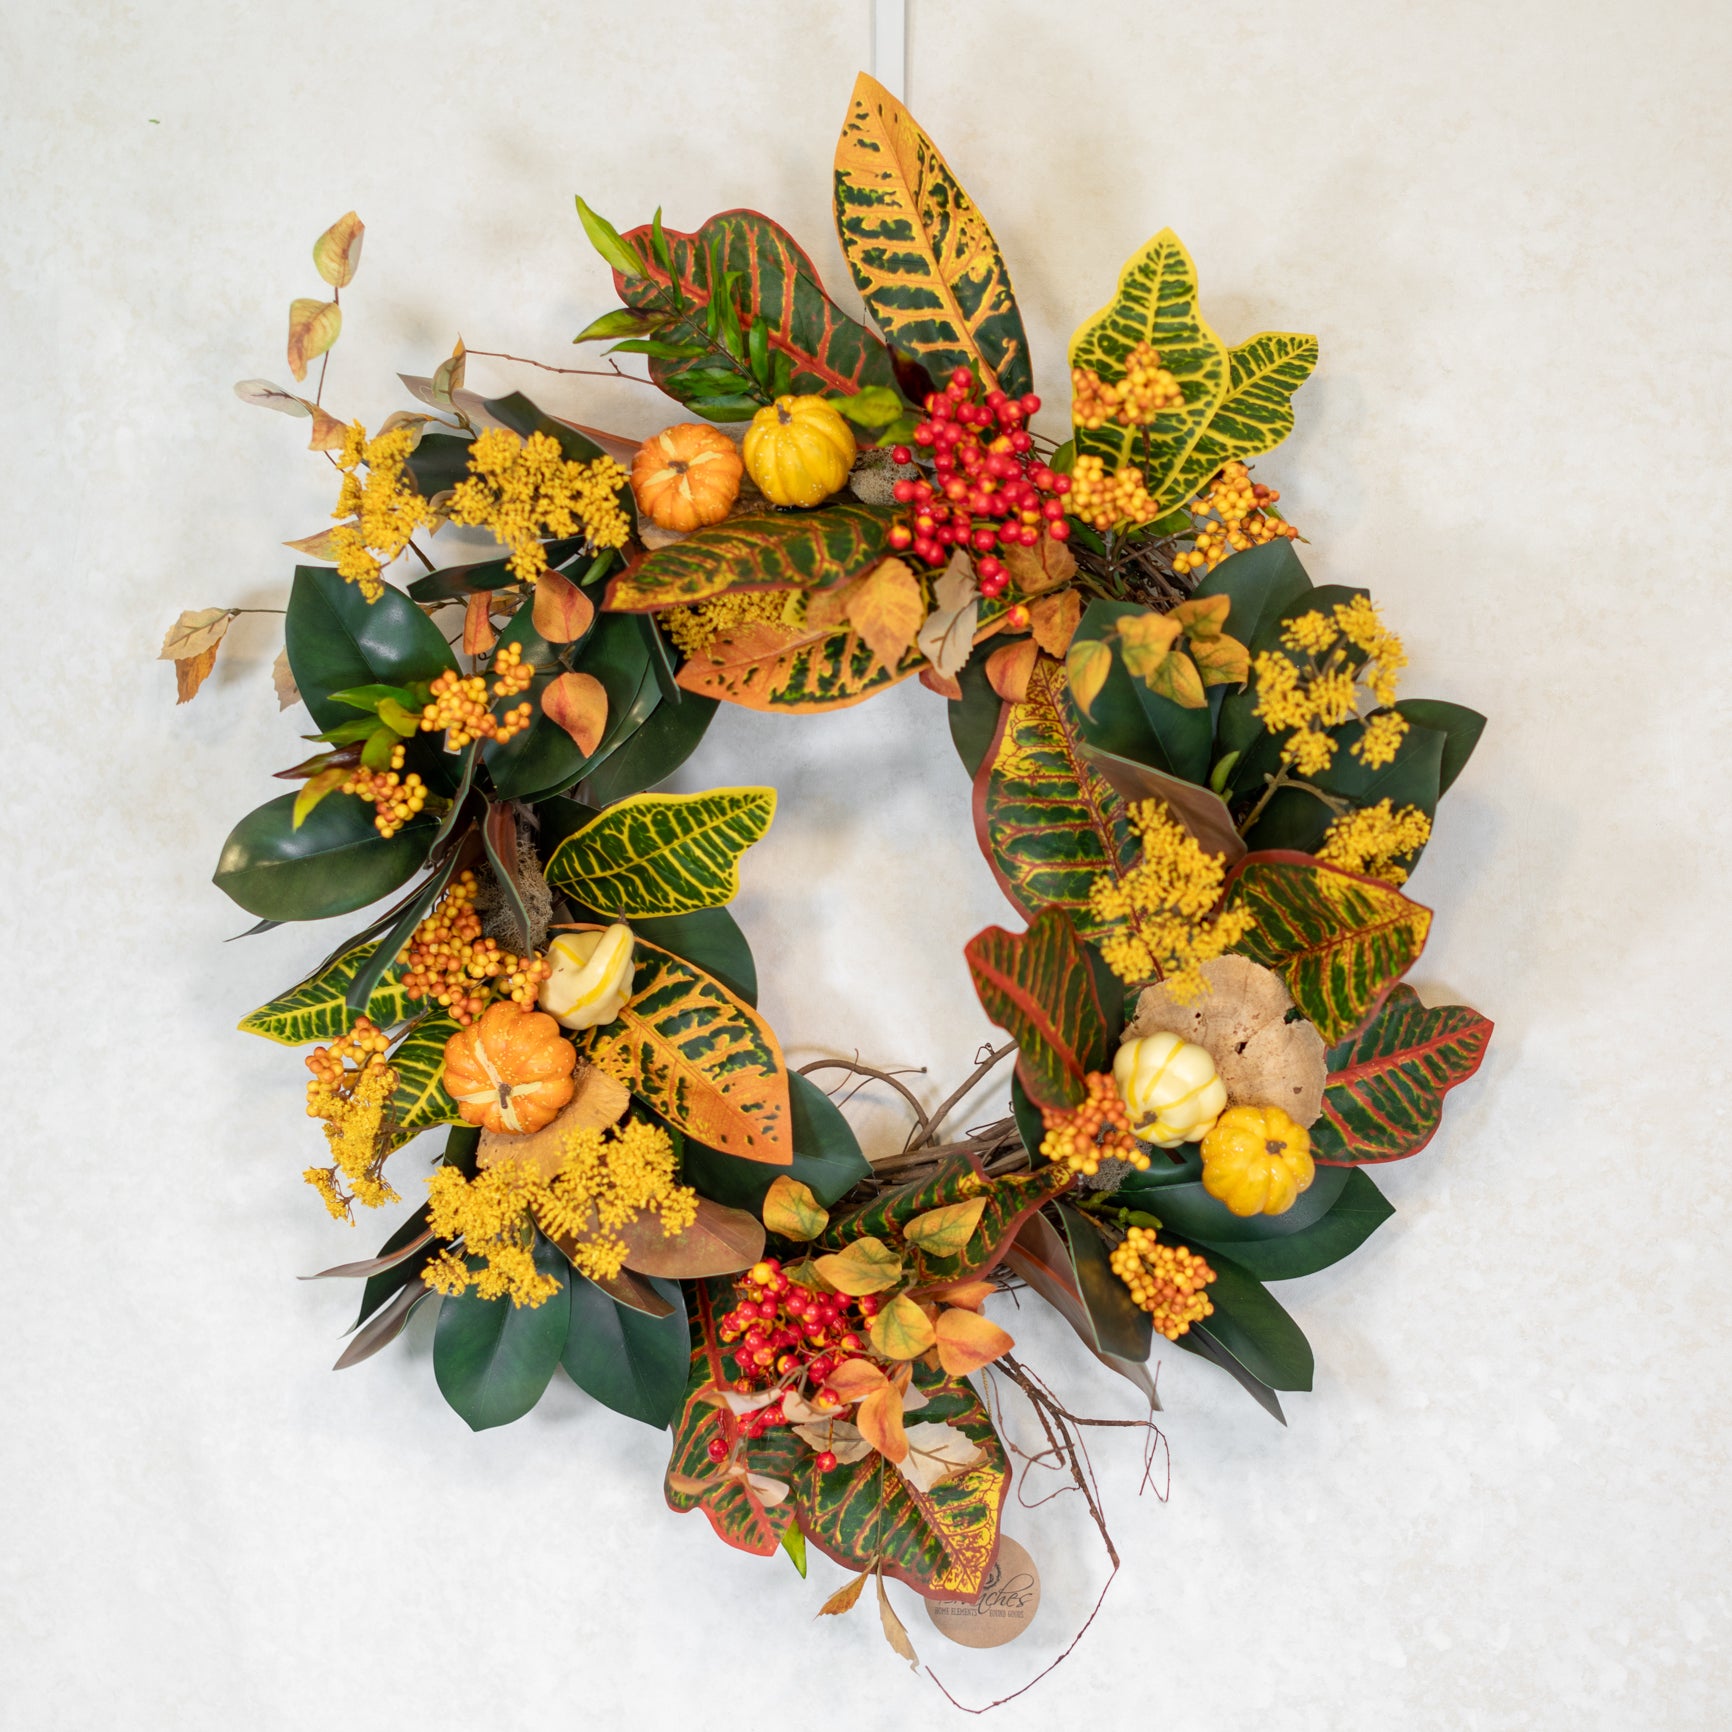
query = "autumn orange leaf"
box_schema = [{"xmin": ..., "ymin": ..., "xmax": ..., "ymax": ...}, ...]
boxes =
[
  {"xmin": 927, "ymin": 1277, "xmax": 996, "ymax": 1312},
  {"xmin": 847, "ymin": 556, "xmax": 925, "ymax": 665},
  {"xmin": 985, "ymin": 638, "xmax": 1039, "ymax": 703},
  {"xmin": 286, "ymin": 297, "xmax": 342, "ymax": 382},
  {"xmin": 175, "ymin": 644, "xmax": 221, "ymax": 703},
  {"xmin": 819, "ymin": 1570, "xmax": 872, "ymax": 1616},
  {"xmin": 825, "ymin": 1357, "xmax": 890, "ymax": 1402},
  {"xmin": 934, "ymin": 1307, "xmax": 1015, "ymax": 1376},
  {"xmin": 532, "ymin": 569, "xmax": 596, "ymax": 643},
  {"xmin": 542, "ymin": 671, "xmax": 608, "ymax": 754},
  {"xmin": 856, "ymin": 1382, "xmax": 910, "ymax": 1463},
  {"xmin": 463, "ymin": 593, "xmax": 498, "ymax": 657},
  {"xmin": 1001, "ymin": 530, "xmax": 1077, "ymax": 595},
  {"xmin": 1029, "ymin": 589, "xmax": 1082, "ymax": 658}
]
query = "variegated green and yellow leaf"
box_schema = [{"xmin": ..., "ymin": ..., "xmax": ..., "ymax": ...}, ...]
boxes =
[
  {"xmin": 1163, "ymin": 331, "xmax": 1319, "ymax": 509},
  {"xmin": 591, "ymin": 938, "xmax": 792, "ymax": 1163},
  {"xmin": 1223, "ymin": 851, "xmax": 1433, "ymax": 1046},
  {"xmin": 1311, "ymin": 984, "xmax": 1492, "ymax": 1164},
  {"xmin": 604, "ymin": 505, "xmax": 895, "ymax": 613},
  {"xmin": 239, "ymin": 940, "xmax": 411, "ymax": 1045},
  {"xmin": 964, "ymin": 906, "xmax": 1109, "ymax": 1112},
  {"xmin": 544, "ymin": 788, "xmax": 777, "ymax": 917},
  {"xmin": 1068, "ymin": 229, "xmax": 1227, "ymax": 510},
  {"xmin": 972, "ymin": 655, "xmax": 1139, "ymax": 948},
  {"xmin": 833, "ymin": 72, "xmax": 1032, "ymax": 398},
  {"xmin": 674, "ymin": 618, "xmax": 925, "ymax": 713},
  {"xmin": 389, "ymin": 1010, "xmax": 464, "ymax": 1132}
]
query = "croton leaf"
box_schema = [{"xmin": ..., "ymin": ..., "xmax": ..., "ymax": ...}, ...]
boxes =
[
  {"xmin": 674, "ymin": 616, "xmax": 926, "ymax": 713},
  {"xmin": 972, "ymin": 655, "xmax": 1139, "ymax": 949},
  {"xmin": 605, "ymin": 505, "xmax": 895, "ymax": 613},
  {"xmin": 682, "ymin": 1071, "xmax": 871, "ymax": 1212},
  {"xmin": 615, "ymin": 208, "xmax": 898, "ymax": 402},
  {"xmin": 815, "ymin": 1155, "xmax": 1073, "ymax": 1288},
  {"xmin": 239, "ymin": 939, "xmax": 411, "ymax": 1044},
  {"xmin": 963, "ymin": 905, "xmax": 1110, "ymax": 1112},
  {"xmin": 833, "ymin": 72, "xmax": 1033, "ymax": 400},
  {"xmin": 581, "ymin": 692, "xmax": 719, "ymax": 806},
  {"xmin": 666, "ymin": 1283, "xmax": 1009, "ymax": 1595},
  {"xmin": 388, "ymin": 1010, "xmax": 464, "ymax": 1131},
  {"xmin": 1223, "ymin": 851, "xmax": 1432, "ymax": 1045},
  {"xmin": 590, "ymin": 936, "xmax": 792, "ymax": 1163},
  {"xmin": 1309, "ymin": 984, "xmax": 1492, "ymax": 1165},
  {"xmin": 544, "ymin": 788, "xmax": 776, "ymax": 918}
]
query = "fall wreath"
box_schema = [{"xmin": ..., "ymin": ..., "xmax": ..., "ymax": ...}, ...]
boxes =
[{"xmin": 177, "ymin": 74, "xmax": 1493, "ymax": 1674}]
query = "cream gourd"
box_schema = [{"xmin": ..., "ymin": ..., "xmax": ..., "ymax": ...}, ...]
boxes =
[
  {"xmin": 538, "ymin": 924, "xmax": 636, "ymax": 1031},
  {"xmin": 1112, "ymin": 1031, "xmax": 1227, "ymax": 1148}
]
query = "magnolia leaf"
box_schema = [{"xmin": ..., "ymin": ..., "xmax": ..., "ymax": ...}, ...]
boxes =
[
  {"xmin": 312, "ymin": 211, "xmax": 365, "ymax": 288},
  {"xmin": 820, "ymin": 1570, "xmax": 872, "ymax": 1617},
  {"xmin": 159, "ymin": 607, "xmax": 234, "ymax": 662},
  {"xmin": 1029, "ymin": 589, "xmax": 1082, "ymax": 658},
  {"xmin": 896, "ymin": 1421, "xmax": 987, "ymax": 1494},
  {"xmin": 763, "ymin": 1175, "xmax": 829, "ymax": 1242},
  {"xmin": 532, "ymin": 568, "xmax": 596, "ymax": 643},
  {"xmin": 902, "ymin": 1197, "xmax": 987, "ymax": 1259},
  {"xmin": 1064, "ymin": 637, "xmax": 1113, "ymax": 718},
  {"xmin": 847, "ymin": 555, "xmax": 926, "ymax": 664},
  {"xmin": 825, "ymin": 1357, "xmax": 889, "ymax": 1401},
  {"xmin": 985, "ymin": 637, "xmax": 1039, "ymax": 703},
  {"xmin": 856, "ymin": 1382, "xmax": 910, "ymax": 1462},
  {"xmin": 617, "ymin": 1196, "xmax": 766, "ymax": 1278},
  {"xmin": 793, "ymin": 1415, "xmax": 874, "ymax": 1465},
  {"xmin": 916, "ymin": 550, "xmax": 979, "ymax": 678},
  {"xmin": 877, "ymin": 1570, "xmax": 921, "ymax": 1672},
  {"xmin": 868, "ymin": 1294, "xmax": 937, "ymax": 1361},
  {"xmin": 272, "ymin": 647, "xmax": 299, "ymax": 711},
  {"xmin": 1125, "ymin": 955, "xmax": 1327, "ymax": 1124},
  {"xmin": 813, "ymin": 1236, "xmax": 904, "ymax": 1296},
  {"xmin": 477, "ymin": 1069, "xmax": 631, "ymax": 1180},
  {"xmin": 234, "ymin": 378, "xmax": 312, "ymax": 417},
  {"xmin": 1001, "ymin": 531, "xmax": 1076, "ymax": 596},
  {"xmin": 934, "ymin": 1308, "xmax": 1014, "ymax": 1377},
  {"xmin": 541, "ymin": 670, "xmax": 609, "ymax": 754},
  {"xmin": 1075, "ymin": 741, "xmax": 1244, "ymax": 865},
  {"xmin": 287, "ymin": 297, "xmax": 342, "ymax": 382}
]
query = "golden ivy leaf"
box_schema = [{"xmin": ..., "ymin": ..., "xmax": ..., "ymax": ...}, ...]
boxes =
[
  {"xmin": 286, "ymin": 297, "xmax": 342, "ymax": 382},
  {"xmin": 901, "ymin": 1197, "xmax": 987, "ymax": 1259},
  {"xmin": 1145, "ymin": 646, "xmax": 1207, "ymax": 709},
  {"xmin": 763, "ymin": 1175, "xmax": 829, "ymax": 1242},
  {"xmin": 1115, "ymin": 611, "xmax": 1182, "ymax": 680},
  {"xmin": 1064, "ymin": 637, "xmax": 1113, "ymax": 718},
  {"xmin": 813, "ymin": 1235, "xmax": 904, "ymax": 1296},
  {"xmin": 868, "ymin": 1294, "xmax": 937, "ymax": 1361},
  {"xmin": 1190, "ymin": 631, "xmax": 1250, "ymax": 687},
  {"xmin": 312, "ymin": 211, "xmax": 365, "ymax": 288}
]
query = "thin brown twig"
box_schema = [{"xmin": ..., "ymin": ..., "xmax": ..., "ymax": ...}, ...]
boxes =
[
  {"xmin": 902, "ymin": 1040, "xmax": 1017, "ymax": 1154},
  {"xmin": 464, "ymin": 348, "xmax": 659, "ymax": 389},
  {"xmin": 797, "ymin": 1057, "xmax": 931, "ymax": 1144}
]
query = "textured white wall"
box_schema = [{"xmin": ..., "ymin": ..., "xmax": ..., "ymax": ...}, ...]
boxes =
[{"xmin": 4, "ymin": 1, "xmax": 1729, "ymax": 1727}]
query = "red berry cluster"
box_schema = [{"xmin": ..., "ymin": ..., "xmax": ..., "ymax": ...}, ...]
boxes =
[
  {"xmin": 708, "ymin": 1258, "xmax": 878, "ymax": 1452},
  {"xmin": 888, "ymin": 366, "xmax": 1073, "ymax": 599}
]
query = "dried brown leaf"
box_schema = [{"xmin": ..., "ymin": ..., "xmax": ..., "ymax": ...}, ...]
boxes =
[
  {"xmin": 234, "ymin": 378, "xmax": 313, "ymax": 417},
  {"xmin": 287, "ymin": 297, "xmax": 342, "ymax": 382},
  {"xmin": 1124, "ymin": 955, "xmax": 1328, "ymax": 1125},
  {"xmin": 283, "ymin": 528, "xmax": 344, "ymax": 560},
  {"xmin": 934, "ymin": 1307, "xmax": 1015, "ymax": 1376},
  {"xmin": 175, "ymin": 644, "xmax": 221, "ymax": 703},
  {"xmin": 926, "ymin": 1277, "xmax": 996, "ymax": 1312},
  {"xmin": 1077, "ymin": 742, "xmax": 1245, "ymax": 865},
  {"xmin": 819, "ymin": 1571, "xmax": 871, "ymax": 1617},
  {"xmin": 802, "ymin": 574, "xmax": 863, "ymax": 632},
  {"xmin": 896, "ymin": 1421, "xmax": 986, "ymax": 1493},
  {"xmin": 1001, "ymin": 530, "xmax": 1077, "ymax": 596},
  {"xmin": 306, "ymin": 407, "xmax": 349, "ymax": 453},
  {"xmin": 825, "ymin": 1357, "xmax": 890, "ymax": 1402},
  {"xmin": 1029, "ymin": 588, "xmax": 1082, "ymax": 658},
  {"xmin": 159, "ymin": 607, "xmax": 234, "ymax": 662},
  {"xmin": 588, "ymin": 1265, "xmax": 675, "ymax": 1317},
  {"xmin": 272, "ymin": 647, "xmax": 300, "ymax": 711},
  {"xmin": 541, "ymin": 670, "xmax": 608, "ymax": 754},
  {"xmin": 312, "ymin": 211, "xmax": 365, "ymax": 288},
  {"xmin": 792, "ymin": 1416, "xmax": 874, "ymax": 1465},
  {"xmin": 463, "ymin": 593, "xmax": 498, "ymax": 657},
  {"xmin": 848, "ymin": 555, "xmax": 925, "ymax": 665},
  {"xmin": 618, "ymin": 1196, "xmax": 765, "ymax": 1278},
  {"xmin": 915, "ymin": 549, "xmax": 978, "ymax": 678},
  {"xmin": 877, "ymin": 1570, "xmax": 921, "ymax": 1671}
]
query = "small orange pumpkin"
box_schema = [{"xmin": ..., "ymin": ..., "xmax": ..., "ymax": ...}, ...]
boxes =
[
  {"xmin": 630, "ymin": 423, "xmax": 744, "ymax": 532},
  {"xmin": 442, "ymin": 1002, "xmax": 578, "ymax": 1136}
]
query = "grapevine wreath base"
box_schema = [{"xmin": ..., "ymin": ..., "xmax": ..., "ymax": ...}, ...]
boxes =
[{"xmin": 177, "ymin": 74, "xmax": 1492, "ymax": 1682}]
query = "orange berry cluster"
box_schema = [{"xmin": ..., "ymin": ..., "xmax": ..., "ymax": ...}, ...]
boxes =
[
  {"xmin": 1172, "ymin": 460, "xmax": 1299, "ymax": 577},
  {"xmin": 1038, "ymin": 1070, "xmax": 1148, "ymax": 1177},
  {"xmin": 1109, "ymin": 1227, "xmax": 1216, "ymax": 1340},
  {"xmin": 397, "ymin": 871, "xmax": 549, "ymax": 1026},
  {"xmin": 1071, "ymin": 342, "xmax": 1183, "ymax": 429},
  {"xmin": 341, "ymin": 743, "xmax": 428, "ymax": 838},
  {"xmin": 712, "ymin": 1257, "xmax": 873, "ymax": 1449},
  {"xmin": 418, "ymin": 642, "xmax": 536, "ymax": 751},
  {"xmin": 1067, "ymin": 454, "xmax": 1158, "ymax": 532},
  {"xmin": 304, "ymin": 1015, "xmax": 392, "ymax": 1107}
]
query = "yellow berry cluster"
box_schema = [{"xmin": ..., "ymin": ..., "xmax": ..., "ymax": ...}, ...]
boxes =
[
  {"xmin": 303, "ymin": 1017, "xmax": 400, "ymax": 1219},
  {"xmin": 340, "ymin": 743, "xmax": 428, "ymax": 839},
  {"xmin": 1071, "ymin": 342, "xmax": 1183, "ymax": 429},
  {"xmin": 304, "ymin": 1015, "xmax": 392, "ymax": 1105},
  {"xmin": 1172, "ymin": 461, "xmax": 1299, "ymax": 577},
  {"xmin": 491, "ymin": 640, "xmax": 534, "ymax": 697},
  {"xmin": 1109, "ymin": 1227, "xmax": 1216, "ymax": 1340},
  {"xmin": 397, "ymin": 871, "xmax": 550, "ymax": 1026},
  {"xmin": 1067, "ymin": 454, "xmax": 1157, "ymax": 530},
  {"xmin": 1038, "ymin": 1071, "xmax": 1148, "ymax": 1178},
  {"xmin": 417, "ymin": 654, "xmax": 535, "ymax": 751}
]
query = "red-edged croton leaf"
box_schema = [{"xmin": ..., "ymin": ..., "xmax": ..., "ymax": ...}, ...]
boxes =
[
  {"xmin": 814, "ymin": 1155, "xmax": 1073, "ymax": 1287},
  {"xmin": 666, "ymin": 1280, "xmax": 802, "ymax": 1556},
  {"xmin": 604, "ymin": 505, "xmax": 896, "ymax": 613},
  {"xmin": 1311, "ymin": 983, "xmax": 1492, "ymax": 1165},
  {"xmin": 615, "ymin": 209, "xmax": 898, "ymax": 400},
  {"xmin": 972, "ymin": 655, "xmax": 1139, "ymax": 949},
  {"xmin": 964, "ymin": 906, "xmax": 1109, "ymax": 1112},
  {"xmin": 666, "ymin": 1281, "xmax": 1009, "ymax": 1597},
  {"xmin": 1222, "ymin": 850, "xmax": 1433, "ymax": 1045}
]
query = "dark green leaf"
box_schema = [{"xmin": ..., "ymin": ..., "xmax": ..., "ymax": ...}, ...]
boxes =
[
  {"xmin": 948, "ymin": 650, "xmax": 1003, "ymax": 781},
  {"xmin": 1191, "ymin": 1250, "xmax": 1313, "ymax": 1390},
  {"xmin": 635, "ymin": 612, "xmax": 684, "ymax": 707},
  {"xmin": 344, "ymin": 852, "xmax": 462, "ymax": 1015},
  {"xmin": 1396, "ymin": 698, "xmax": 1486, "ymax": 797},
  {"xmin": 406, "ymin": 537, "xmax": 589, "ymax": 603},
  {"xmin": 1176, "ymin": 1322, "xmax": 1286, "ymax": 1424},
  {"xmin": 213, "ymin": 793, "xmax": 437, "ymax": 922},
  {"xmin": 403, "ymin": 432, "xmax": 474, "ymax": 498},
  {"xmin": 563, "ymin": 1272, "xmax": 690, "ymax": 1428},
  {"xmin": 1055, "ymin": 1203, "xmax": 1153, "ymax": 1363},
  {"xmin": 433, "ymin": 1236, "xmax": 572, "ymax": 1431},
  {"xmin": 581, "ymin": 692, "xmax": 718, "ymax": 806},
  {"xmin": 1201, "ymin": 1169, "xmax": 1394, "ymax": 1281},
  {"xmin": 483, "ymin": 391, "xmax": 607, "ymax": 465},
  {"xmin": 284, "ymin": 566, "xmax": 457, "ymax": 733},
  {"xmin": 1122, "ymin": 1164, "xmax": 1352, "ymax": 1246}
]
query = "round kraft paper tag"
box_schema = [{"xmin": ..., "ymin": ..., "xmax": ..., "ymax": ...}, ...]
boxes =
[{"xmin": 925, "ymin": 1536, "xmax": 1041, "ymax": 1648}]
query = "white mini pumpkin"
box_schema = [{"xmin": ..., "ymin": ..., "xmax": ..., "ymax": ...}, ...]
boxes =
[{"xmin": 1112, "ymin": 1031, "xmax": 1228, "ymax": 1148}]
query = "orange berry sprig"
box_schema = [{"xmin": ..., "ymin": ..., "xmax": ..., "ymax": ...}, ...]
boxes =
[
  {"xmin": 1172, "ymin": 460, "xmax": 1299, "ymax": 577},
  {"xmin": 1109, "ymin": 1227, "xmax": 1216, "ymax": 1340},
  {"xmin": 711, "ymin": 1256, "xmax": 874, "ymax": 1458},
  {"xmin": 1071, "ymin": 342, "xmax": 1183, "ymax": 429},
  {"xmin": 339, "ymin": 741, "xmax": 428, "ymax": 838},
  {"xmin": 887, "ymin": 366, "xmax": 1073, "ymax": 599},
  {"xmin": 304, "ymin": 1015, "xmax": 392, "ymax": 1101},
  {"xmin": 1038, "ymin": 1070, "xmax": 1148, "ymax": 1178},
  {"xmin": 397, "ymin": 871, "xmax": 551, "ymax": 1026},
  {"xmin": 417, "ymin": 641, "xmax": 537, "ymax": 751}
]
